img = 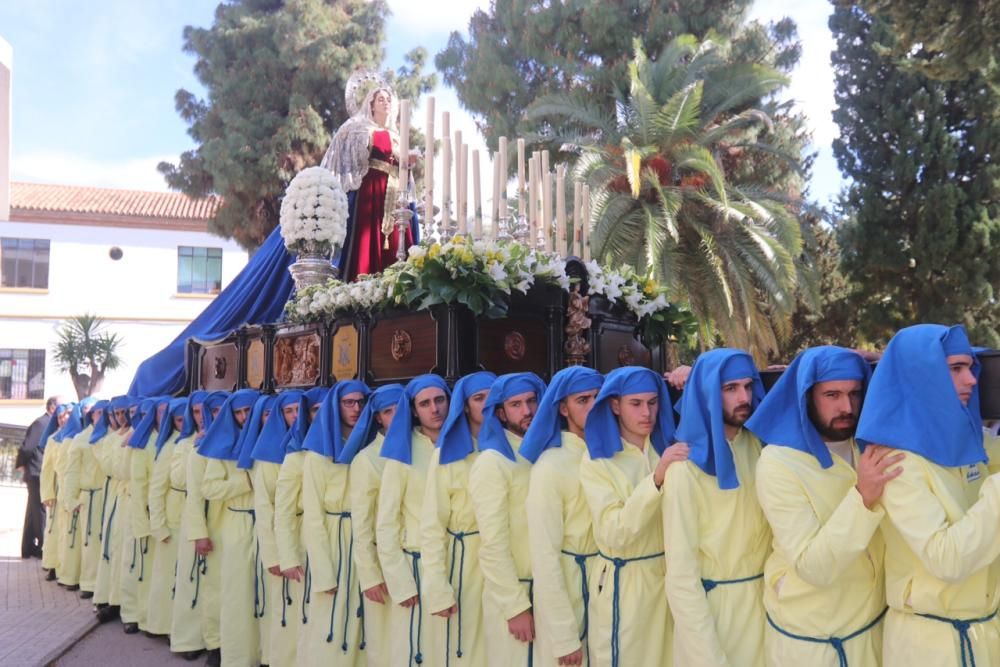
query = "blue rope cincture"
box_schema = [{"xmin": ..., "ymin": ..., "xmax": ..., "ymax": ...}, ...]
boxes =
[
  {"xmin": 597, "ymin": 550, "xmax": 664, "ymax": 667},
  {"xmin": 766, "ymin": 607, "xmax": 888, "ymax": 667},
  {"xmin": 403, "ymin": 549, "xmax": 424, "ymax": 665},
  {"xmin": 445, "ymin": 528, "xmax": 480, "ymax": 665},
  {"xmin": 916, "ymin": 609, "xmax": 998, "ymax": 667},
  {"xmin": 561, "ymin": 548, "xmax": 598, "ymax": 658},
  {"xmin": 701, "ymin": 571, "xmax": 763, "ymax": 593},
  {"xmin": 101, "ymin": 496, "xmax": 118, "ymax": 562}
]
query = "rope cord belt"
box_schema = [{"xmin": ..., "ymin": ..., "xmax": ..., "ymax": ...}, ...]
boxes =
[
  {"xmin": 403, "ymin": 548, "xmax": 424, "ymax": 665},
  {"xmin": 228, "ymin": 507, "xmax": 261, "ymax": 619},
  {"xmin": 597, "ymin": 550, "xmax": 664, "ymax": 667},
  {"xmin": 701, "ymin": 572, "xmax": 763, "ymax": 593},
  {"xmin": 102, "ymin": 496, "xmax": 118, "ymax": 562},
  {"xmin": 766, "ymin": 607, "xmax": 888, "ymax": 667},
  {"xmin": 446, "ymin": 528, "xmax": 480, "ymax": 665},
  {"xmin": 916, "ymin": 609, "xmax": 999, "ymax": 667}
]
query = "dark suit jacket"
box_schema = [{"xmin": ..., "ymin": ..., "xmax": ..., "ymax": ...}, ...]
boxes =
[{"xmin": 15, "ymin": 413, "xmax": 50, "ymax": 479}]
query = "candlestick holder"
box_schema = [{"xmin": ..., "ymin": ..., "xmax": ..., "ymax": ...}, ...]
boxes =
[
  {"xmin": 393, "ymin": 191, "xmax": 414, "ymax": 263},
  {"xmin": 514, "ymin": 214, "xmax": 530, "ymax": 245}
]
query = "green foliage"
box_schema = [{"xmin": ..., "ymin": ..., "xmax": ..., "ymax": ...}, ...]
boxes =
[
  {"xmin": 434, "ymin": 0, "xmax": 794, "ymax": 152},
  {"xmin": 531, "ymin": 36, "xmax": 806, "ymax": 360},
  {"xmin": 159, "ymin": 0, "xmax": 435, "ymax": 249},
  {"xmin": 852, "ymin": 0, "xmax": 1000, "ymax": 93},
  {"xmin": 831, "ymin": 6, "xmax": 1000, "ymax": 347},
  {"xmin": 53, "ymin": 314, "xmax": 124, "ymax": 399}
]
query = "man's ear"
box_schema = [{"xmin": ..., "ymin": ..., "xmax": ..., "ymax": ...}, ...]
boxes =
[
  {"xmin": 558, "ymin": 400, "xmax": 570, "ymax": 419},
  {"xmin": 609, "ymin": 397, "xmax": 621, "ymax": 417}
]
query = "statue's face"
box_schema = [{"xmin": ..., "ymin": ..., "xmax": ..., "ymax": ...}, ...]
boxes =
[{"xmin": 371, "ymin": 89, "xmax": 391, "ymax": 120}]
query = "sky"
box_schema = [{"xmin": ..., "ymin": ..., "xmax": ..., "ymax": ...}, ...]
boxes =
[{"xmin": 0, "ymin": 0, "xmax": 844, "ymax": 208}]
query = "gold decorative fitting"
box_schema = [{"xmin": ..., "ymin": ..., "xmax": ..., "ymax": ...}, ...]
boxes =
[
  {"xmin": 390, "ymin": 329, "xmax": 412, "ymax": 361},
  {"xmin": 504, "ymin": 331, "xmax": 527, "ymax": 361}
]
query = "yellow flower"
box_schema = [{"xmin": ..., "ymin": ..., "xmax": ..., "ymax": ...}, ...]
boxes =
[
  {"xmin": 428, "ymin": 243, "xmax": 442, "ymax": 259},
  {"xmin": 644, "ymin": 278, "xmax": 657, "ymax": 296},
  {"xmin": 452, "ymin": 234, "xmax": 466, "ymax": 245},
  {"xmin": 461, "ymin": 249, "xmax": 475, "ymax": 264},
  {"xmin": 412, "ymin": 256, "xmax": 425, "ymax": 269}
]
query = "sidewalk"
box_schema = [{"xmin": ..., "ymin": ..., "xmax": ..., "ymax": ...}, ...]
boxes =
[{"xmin": 0, "ymin": 484, "xmax": 99, "ymax": 667}]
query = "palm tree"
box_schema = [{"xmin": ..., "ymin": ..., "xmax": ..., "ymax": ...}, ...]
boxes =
[
  {"xmin": 528, "ymin": 36, "xmax": 806, "ymax": 358},
  {"xmin": 53, "ymin": 314, "xmax": 124, "ymax": 399}
]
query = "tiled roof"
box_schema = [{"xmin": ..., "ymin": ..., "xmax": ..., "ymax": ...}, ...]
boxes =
[{"xmin": 10, "ymin": 181, "xmax": 221, "ymax": 221}]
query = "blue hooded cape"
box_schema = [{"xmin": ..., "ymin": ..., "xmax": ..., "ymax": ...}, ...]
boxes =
[
  {"xmin": 54, "ymin": 403, "xmax": 84, "ymax": 443},
  {"xmin": 304, "ymin": 380, "xmax": 371, "ymax": 461},
  {"xmin": 248, "ymin": 390, "xmax": 304, "ymax": 466},
  {"xmin": 746, "ymin": 346, "xmax": 870, "ymax": 468},
  {"xmin": 584, "ymin": 366, "xmax": 676, "ymax": 459},
  {"xmin": 87, "ymin": 401, "xmax": 111, "ymax": 444},
  {"xmin": 280, "ymin": 387, "xmax": 330, "ymax": 455},
  {"xmin": 128, "ymin": 397, "xmax": 170, "ymax": 449},
  {"xmin": 857, "ymin": 324, "xmax": 985, "ymax": 467},
  {"xmin": 154, "ymin": 398, "xmax": 189, "ymax": 458},
  {"xmin": 437, "ymin": 372, "xmax": 497, "ymax": 465},
  {"xmin": 520, "ymin": 367, "xmax": 603, "ymax": 463},
  {"xmin": 231, "ymin": 395, "xmax": 273, "ymax": 468},
  {"xmin": 39, "ymin": 404, "xmax": 70, "ymax": 451},
  {"xmin": 674, "ymin": 349, "xmax": 763, "ymax": 490},
  {"xmin": 478, "ymin": 373, "xmax": 547, "ymax": 462},
  {"xmin": 381, "ymin": 375, "xmax": 451, "ymax": 465},
  {"xmin": 198, "ymin": 389, "xmax": 261, "ymax": 461},
  {"xmin": 337, "ymin": 384, "xmax": 405, "ymax": 465},
  {"xmin": 176, "ymin": 391, "xmax": 208, "ymax": 443}
]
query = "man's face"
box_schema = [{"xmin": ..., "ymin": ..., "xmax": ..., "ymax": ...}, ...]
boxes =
[
  {"xmin": 808, "ymin": 379, "xmax": 863, "ymax": 441},
  {"xmin": 464, "ymin": 389, "xmax": 490, "ymax": 431},
  {"xmin": 172, "ymin": 414, "xmax": 185, "ymax": 431},
  {"xmin": 261, "ymin": 409, "xmax": 271, "ymax": 426},
  {"xmin": 721, "ymin": 378, "xmax": 755, "ymax": 429},
  {"xmin": 309, "ymin": 403, "xmax": 321, "ymax": 420},
  {"xmin": 498, "ymin": 391, "xmax": 538, "ymax": 437},
  {"xmin": 192, "ymin": 404, "xmax": 204, "ymax": 430},
  {"xmin": 375, "ymin": 405, "xmax": 397, "ymax": 431},
  {"xmin": 610, "ymin": 392, "xmax": 658, "ymax": 439},
  {"xmin": 233, "ymin": 406, "xmax": 251, "ymax": 426},
  {"xmin": 114, "ymin": 409, "xmax": 127, "ymax": 428},
  {"xmin": 57, "ymin": 412, "xmax": 70, "ymax": 427},
  {"xmin": 91, "ymin": 408, "xmax": 104, "ymax": 425},
  {"xmin": 283, "ymin": 402, "xmax": 300, "ymax": 427},
  {"xmin": 340, "ymin": 392, "xmax": 365, "ymax": 429},
  {"xmin": 947, "ymin": 354, "xmax": 977, "ymax": 406},
  {"xmin": 211, "ymin": 406, "xmax": 222, "ymax": 418},
  {"xmin": 413, "ymin": 387, "xmax": 448, "ymax": 431},
  {"xmin": 156, "ymin": 403, "xmax": 168, "ymax": 428},
  {"xmin": 559, "ymin": 389, "xmax": 600, "ymax": 437}
]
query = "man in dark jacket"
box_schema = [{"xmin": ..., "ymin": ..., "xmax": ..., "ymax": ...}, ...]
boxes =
[{"xmin": 16, "ymin": 396, "xmax": 60, "ymax": 559}]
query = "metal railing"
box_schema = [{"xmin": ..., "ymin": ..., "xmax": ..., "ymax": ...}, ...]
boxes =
[{"xmin": 0, "ymin": 423, "xmax": 27, "ymax": 486}]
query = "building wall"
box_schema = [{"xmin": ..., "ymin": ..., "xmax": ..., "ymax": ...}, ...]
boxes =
[{"xmin": 0, "ymin": 218, "xmax": 249, "ymax": 425}]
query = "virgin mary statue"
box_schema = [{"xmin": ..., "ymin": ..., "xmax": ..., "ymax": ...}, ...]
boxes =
[{"xmin": 321, "ymin": 73, "xmax": 418, "ymax": 282}]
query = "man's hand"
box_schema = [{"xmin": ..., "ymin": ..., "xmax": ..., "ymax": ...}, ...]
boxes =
[
  {"xmin": 507, "ymin": 610, "xmax": 535, "ymax": 643},
  {"xmin": 654, "ymin": 442, "xmax": 690, "ymax": 489},
  {"xmin": 856, "ymin": 445, "xmax": 904, "ymax": 509},
  {"xmin": 663, "ymin": 365, "xmax": 692, "ymax": 391},
  {"xmin": 433, "ymin": 604, "xmax": 457, "ymax": 618},
  {"xmin": 161, "ymin": 536, "xmax": 171, "ymax": 544},
  {"xmin": 268, "ymin": 565, "xmax": 282, "ymax": 577},
  {"xmin": 282, "ymin": 566, "xmax": 305, "ymax": 582},
  {"xmin": 194, "ymin": 538, "xmax": 213, "ymax": 556},
  {"xmin": 43, "ymin": 499, "xmax": 55, "ymax": 509},
  {"xmin": 399, "ymin": 594, "xmax": 419, "ymax": 608},
  {"xmin": 72, "ymin": 504, "xmax": 82, "ymax": 513},
  {"xmin": 323, "ymin": 587, "xmax": 338, "ymax": 596},
  {"xmin": 363, "ymin": 583, "xmax": 389, "ymax": 604},
  {"xmin": 558, "ymin": 648, "xmax": 584, "ymax": 666}
]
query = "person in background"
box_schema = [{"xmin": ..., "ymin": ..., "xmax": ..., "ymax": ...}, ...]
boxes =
[{"xmin": 17, "ymin": 395, "xmax": 61, "ymax": 559}]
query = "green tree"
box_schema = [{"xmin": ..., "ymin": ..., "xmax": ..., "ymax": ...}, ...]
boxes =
[
  {"xmin": 831, "ymin": 6, "xmax": 1000, "ymax": 347},
  {"xmin": 532, "ymin": 37, "xmax": 804, "ymax": 359},
  {"xmin": 434, "ymin": 0, "xmax": 809, "ymax": 151},
  {"xmin": 853, "ymin": 0, "xmax": 1000, "ymax": 92},
  {"xmin": 159, "ymin": 0, "xmax": 435, "ymax": 248},
  {"xmin": 53, "ymin": 315, "xmax": 124, "ymax": 400}
]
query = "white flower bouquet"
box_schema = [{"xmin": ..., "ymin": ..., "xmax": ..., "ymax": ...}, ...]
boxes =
[{"xmin": 279, "ymin": 166, "xmax": 349, "ymax": 256}]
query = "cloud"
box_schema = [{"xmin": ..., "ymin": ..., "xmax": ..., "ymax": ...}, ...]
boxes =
[{"xmin": 12, "ymin": 150, "xmax": 174, "ymax": 192}]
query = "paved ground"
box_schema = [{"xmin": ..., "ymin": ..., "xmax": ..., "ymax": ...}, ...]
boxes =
[{"xmin": 0, "ymin": 484, "xmax": 194, "ymax": 666}]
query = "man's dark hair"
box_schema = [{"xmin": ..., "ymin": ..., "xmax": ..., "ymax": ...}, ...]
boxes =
[{"xmin": 45, "ymin": 396, "xmax": 60, "ymax": 413}]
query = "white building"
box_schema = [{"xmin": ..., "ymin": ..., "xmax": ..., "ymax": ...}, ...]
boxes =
[{"xmin": 0, "ymin": 38, "xmax": 248, "ymax": 426}]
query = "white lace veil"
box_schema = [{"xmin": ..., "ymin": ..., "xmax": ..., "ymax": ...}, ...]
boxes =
[{"xmin": 321, "ymin": 85, "xmax": 399, "ymax": 193}]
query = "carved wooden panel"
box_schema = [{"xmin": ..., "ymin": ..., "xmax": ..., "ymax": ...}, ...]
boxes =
[
  {"xmin": 331, "ymin": 324, "xmax": 359, "ymax": 382},
  {"xmin": 370, "ymin": 312, "xmax": 437, "ymax": 382},
  {"xmin": 477, "ymin": 317, "xmax": 547, "ymax": 375},
  {"xmin": 200, "ymin": 342, "xmax": 239, "ymax": 391},
  {"xmin": 272, "ymin": 331, "xmax": 322, "ymax": 388},
  {"xmin": 246, "ymin": 339, "xmax": 266, "ymax": 390},
  {"xmin": 596, "ymin": 329, "xmax": 651, "ymax": 374}
]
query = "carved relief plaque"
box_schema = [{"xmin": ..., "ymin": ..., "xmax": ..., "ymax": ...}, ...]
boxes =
[
  {"xmin": 273, "ymin": 332, "xmax": 321, "ymax": 387},
  {"xmin": 390, "ymin": 329, "xmax": 413, "ymax": 362},
  {"xmin": 504, "ymin": 331, "xmax": 527, "ymax": 361},
  {"xmin": 332, "ymin": 324, "xmax": 359, "ymax": 381},
  {"xmin": 246, "ymin": 339, "xmax": 265, "ymax": 389}
]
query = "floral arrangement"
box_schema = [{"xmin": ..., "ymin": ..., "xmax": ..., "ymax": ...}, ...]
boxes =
[
  {"xmin": 285, "ymin": 237, "xmax": 689, "ymax": 346},
  {"xmin": 279, "ymin": 166, "xmax": 349, "ymax": 255}
]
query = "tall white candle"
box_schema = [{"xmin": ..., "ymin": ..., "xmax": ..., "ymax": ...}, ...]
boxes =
[
  {"xmin": 517, "ymin": 139, "xmax": 526, "ymax": 218},
  {"xmin": 528, "ymin": 155, "xmax": 537, "ymax": 242},
  {"xmin": 458, "ymin": 142, "xmax": 468, "ymax": 234},
  {"xmin": 491, "ymin": 150, "xmax": 501, "ymax": 238},
  {"xmin": 472, "ymin": 149, "xmax": 483, "ymax": 238},
  {"xmin": 498, "ymin": 136, "xmax": 508, "ymax": 231},
  {"xmin": 423, "ymin": 96, "xmax": 435, "ymax": 230},
  {"xmin": 441, "ymin": 112, "xmax": 451, "ymax": 230},
  {"xmin": 582, "ymin": 184, "xmax": 592, "ymax": 261},
  {"xmin": 556, "ymin": 166, "xmax": 566, "ymax": 255},
  {"xmin": 573, "ymin": 181, "xmax": 583, "ymax": 257},
  {"xmin": 398, "ymin": 99, "xmax": 411, "ymax": 189}
]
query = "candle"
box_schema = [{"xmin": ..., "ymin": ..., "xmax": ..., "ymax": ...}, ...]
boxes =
[
  {"xmin": 458, "ymin": 142, "xmax": 468, "ymax": 234},
  {"xmin": 441, "ymin": 112, "xmax": 451, "ymax": 230},
  {"xmin": 472, "ymin": 149, "xmax": 483, "ymax": 238},
  {"xmin": 491, "ymin": 149, "xmax": 501, "ymax": 238},
  {"xmin": 573, "ymin": 181, "xmax": 582, "ymax": 257},
  {"xmin": 542, "ymin": 160, "xmax": 552, "ymax": 250},
  {"xmin": 498, "ymin": 136, "xmax": 508, "ymax": 232},
  {"xmin": 423, "ymin": 96, "xmax": 434, "ymax": 231},
  {"xmin": 517, "ymin": 139, "xmax": 526, "ymax": 218},
  {"xmin": 556, "ymin": 166, "xmax": 566, "ymax": 255},
  {"xmin": 454, "ymin": 130, "xmax": 463, "ymax": 234},
  {"xmin": 582, "ymin": 184, "xmax": 591, "ymax": 261},
  {"xmin": 398, "ymin": 99, "xmax": 410, "ymax": 189},
  {"xmin": 528, "ymin": 155, "xmax": 537, "ymax": 243}
]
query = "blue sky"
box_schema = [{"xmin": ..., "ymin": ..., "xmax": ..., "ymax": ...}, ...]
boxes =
[{"xmin": 0, "ymin": 0, "xmax": 844, "ymax": 207}]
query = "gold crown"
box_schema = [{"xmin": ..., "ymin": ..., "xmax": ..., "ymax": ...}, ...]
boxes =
[{"xmin": 345, "ymin": 69, "xmax": 393, "ymax": 117}]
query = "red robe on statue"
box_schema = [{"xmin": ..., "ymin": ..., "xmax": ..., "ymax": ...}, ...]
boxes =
[{"xmin": 344, "ymin": 130, "xmax": 416, "ymax": 281}]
